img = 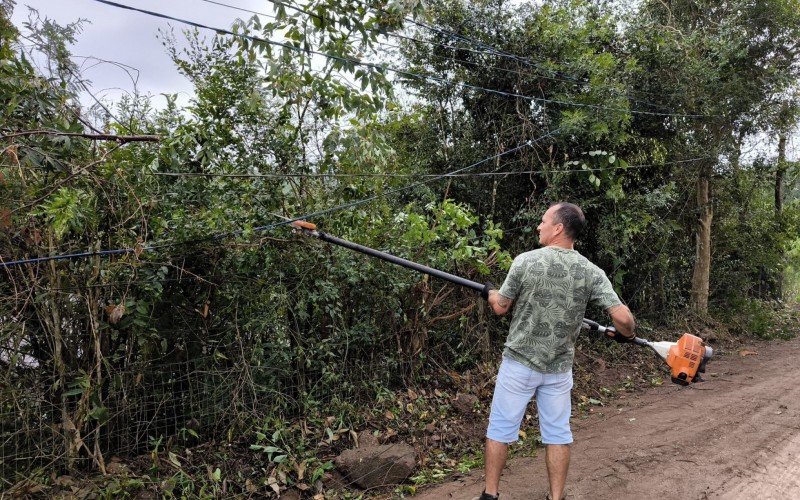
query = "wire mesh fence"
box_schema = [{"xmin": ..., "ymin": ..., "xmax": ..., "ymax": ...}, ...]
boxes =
[
  {"xmin": 0, "ymin": 238, "xmax": 484, "ymax": 495},
  {"xmin": 1, "ymin": 353, "xmax": 298, "ymax": 491}
]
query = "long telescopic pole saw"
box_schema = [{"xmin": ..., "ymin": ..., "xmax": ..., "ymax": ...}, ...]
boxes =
[{"xmin": 287, "ymin": 220, "xmax": 713, "ymax": 384}]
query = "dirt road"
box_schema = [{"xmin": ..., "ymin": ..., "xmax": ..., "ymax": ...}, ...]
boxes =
[{"xmin": 414, "ymin": 336, "xmax": 800, "ymax": 500}]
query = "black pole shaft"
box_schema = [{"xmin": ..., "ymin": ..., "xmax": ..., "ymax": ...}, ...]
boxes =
[
  {"xmin": 306, "ymin": 228, "xmax": 603, "ymax": 331},
  {"xmin": 316, "ymin": 231, "xmax": 485, "ymax": 292}
]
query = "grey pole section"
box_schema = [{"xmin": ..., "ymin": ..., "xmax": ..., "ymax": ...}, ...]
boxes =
[
  {"xmin": 314, "ymin": 230, "xmax": 487, "ymax": 293},
  {"xmin": 293, "ymin": 223, "xmax": 586, "ymax": 322}
]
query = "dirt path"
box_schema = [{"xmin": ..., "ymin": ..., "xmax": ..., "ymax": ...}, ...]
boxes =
[{"xmin": 413, "ymin": 336, "xmax": 800, "ymax": 500}]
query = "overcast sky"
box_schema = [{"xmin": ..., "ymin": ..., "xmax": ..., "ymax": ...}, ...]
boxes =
[
  {"xmin": 8, "ymin": 0, "xmax": 798, "ymax": 161},
  {"xmin": 10, "ymin": 0, "xmax": 269, "ymax": 108}
]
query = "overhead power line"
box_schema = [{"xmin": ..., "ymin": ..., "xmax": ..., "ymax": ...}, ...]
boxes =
[
  {"xmin": 196, "ymin": 0, "xmax": 583, "ymax": 91},
  {"xmin": 0, "ymin": 129, "xmax": 160, "ymax": 142},
  {"xmin": 0, "ymin": 248, "xmax": 138, "ymax": 268},
  {"xmin": 146, "ymin": 156, "xmax": 712, "ymax": 179},
  {"xmin": 89, "ymin": 0, "xmax": 711, "ymax": 119},
  {"xmin": 197, "ymin": 0, "xmax": 678, "ymax": 113},
  {"xmin": 1, "ymin": 130, "xmax": 557, "ymax": 268},
  {"xmin": 347, "ymin": 0, "xmax": 691, "ymax": 106},
  {"xmin": 250, "ymin": 130, "xmax": 557, "ymax": 230}
]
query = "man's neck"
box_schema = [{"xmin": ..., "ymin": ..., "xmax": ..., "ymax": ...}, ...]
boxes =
[{"xmin": 546, "ymin": 238, "xmax": 574, "ymax": 250}]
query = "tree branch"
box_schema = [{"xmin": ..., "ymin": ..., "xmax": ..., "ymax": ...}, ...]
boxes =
[{"xmin": 0, "ymin": 129, "xmax": 160, "ymax": 143}]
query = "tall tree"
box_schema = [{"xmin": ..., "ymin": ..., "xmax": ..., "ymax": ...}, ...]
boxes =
[{"xmin": 628, "ymin": 0, "xmax": 800, "ymax": 313}]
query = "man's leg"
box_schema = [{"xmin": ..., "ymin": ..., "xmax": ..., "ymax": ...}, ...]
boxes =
[
  {"xmin": 484, "ymin": 358, "xmax": 538, "ymax": 497},
  {"xmin": 484, "ymin": 438, "xmax": 508, "ymax": 496},
  {"xmin": 536, "ymin": 371, "xmax": 574, "ymax": 500},
  {"xmin": 545, "ymin": 444, "xmax": 570, "ymax": 500}
]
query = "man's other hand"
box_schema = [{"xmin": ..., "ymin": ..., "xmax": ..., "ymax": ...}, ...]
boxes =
[
  {"xmin": 607, "ymin": 304, "xmax": 635, "ymax": 339},
  {"xmin": 605, "ymin": 326, "xmax": 634, "ymax": 343}
]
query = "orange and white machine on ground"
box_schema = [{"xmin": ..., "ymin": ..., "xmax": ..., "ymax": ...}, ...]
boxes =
[{"xmin": 582, "ymin": 319, "xmax": 713, "ymax": 385}]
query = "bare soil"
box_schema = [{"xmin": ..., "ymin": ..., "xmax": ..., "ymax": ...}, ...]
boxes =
[{"xmin": 413, "ymin": 335, "xmax": 800, "ymax": 500}]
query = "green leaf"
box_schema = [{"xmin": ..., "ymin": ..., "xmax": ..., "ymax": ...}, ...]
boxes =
[{"xmin": 89, "ymin": 406, "xmax": 110, "ymax": 422}]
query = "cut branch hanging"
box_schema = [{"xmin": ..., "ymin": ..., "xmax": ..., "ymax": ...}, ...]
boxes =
[{"xmin": 1, "ymin": 129, "xmax": 161, "ymax": 143}]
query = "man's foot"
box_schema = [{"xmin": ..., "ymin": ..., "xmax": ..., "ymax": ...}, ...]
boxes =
[
  {"xmin": 472, "ymin": 491, "xmax": 499, "ymax": 500},
  {"xmin": 545, "ymin": 493, "xmax": 566, "ymax": 500}
]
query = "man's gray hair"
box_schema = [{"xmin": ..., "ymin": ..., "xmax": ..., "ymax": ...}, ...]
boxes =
[{"xmin": 552, "ymin": 202, "xmax": 586, "ymax": 240}]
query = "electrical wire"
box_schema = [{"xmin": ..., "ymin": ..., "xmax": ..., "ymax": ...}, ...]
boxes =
[
  {"xmin": 145, "ymin": 156, "xmax": 712, "ymax": 179},
  {"xmin": 190, "ymin": 0, "xmax": 684, "ymax": 116},
  {"xmin": 212, "ymin": 0, "xmax": 695, "ymax": 114},
  {"xmin": 196, "ymin": 0, "xmax": 591, "ymax": 94},
  {"xmin": 0, "ymin": 248, "xmax": 138, "ymax": 268},
  {"xmin": 348, "ymin": 0, "xmax": 692, "ymax": 105},
  {"xmin": 199, "ymin": 0, "xmax": 549, "ymax": 72},
  {"xmin": 88, "ymin": 0, "xmax": 712, "ymax": 119},
  {"xmin": 197, "ymin": 0, "xmax": 676, "ymax": 114},
  {"xmin": 1, "ymin": 130, "xmax": 557, "ymax": 268}
]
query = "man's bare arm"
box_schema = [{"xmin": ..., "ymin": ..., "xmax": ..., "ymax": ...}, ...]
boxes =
[
  {"xmin": 608, "ymin": 304, "xmax": 635, "ymax": 338},
  {"xmin": 488, "ymin": 290, "xmax": 513, "ymax": 316}
]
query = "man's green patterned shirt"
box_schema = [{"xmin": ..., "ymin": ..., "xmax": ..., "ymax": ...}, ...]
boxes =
[{"xmin": 498, "ymin": 247, "xmax": 621, "ymax": 373}]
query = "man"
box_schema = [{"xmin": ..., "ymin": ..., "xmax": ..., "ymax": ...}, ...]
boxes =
[{"xmin": 477, "ymin": 202, "xmax": 635, "ymax": 500}]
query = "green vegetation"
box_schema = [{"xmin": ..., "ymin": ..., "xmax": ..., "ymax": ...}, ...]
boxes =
[{"xmin": 2, "ymin": 0, "xmax": 799, "ymax": 496}]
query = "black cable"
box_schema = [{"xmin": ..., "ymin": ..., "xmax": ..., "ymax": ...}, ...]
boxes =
[
  {"xmin": 1, "ymin": 130, "xmax": 557, "ymax": 268},
  {"xmin": 348, "ymin": 0, "xmax": 692, "ymax": 106},
  {"xmin": 87, "ymin": 0, "xmax": 712, "ymax": 118},
  {"xmin": 196, "ymin": 0, "xmax": 591, "ymax": 94},
  {"xmin": 198, "ymin": 0, "xmax": 675, "ymax": 114},
  {"xmin": 145, "ymin": 156, "xmax": 712, "ymax": 179}
]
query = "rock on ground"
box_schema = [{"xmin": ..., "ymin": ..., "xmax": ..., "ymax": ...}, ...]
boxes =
[{"xmin": 334, "ymin": 442, "xmax": 416, "ymax": 490}]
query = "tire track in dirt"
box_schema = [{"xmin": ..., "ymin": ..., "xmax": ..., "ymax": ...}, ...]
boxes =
[
  {"xmin": 714, "ymin": 430, "xmax": 800, "ymax": 499},
  {"xmin": 413, "ymin": 336, "xmax": 800, "ymax": 499}
]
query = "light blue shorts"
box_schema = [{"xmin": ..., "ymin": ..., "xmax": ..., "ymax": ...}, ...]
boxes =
[{"xmin": 486, "ymin": 356, "xmax": 573, "ymax": 445}]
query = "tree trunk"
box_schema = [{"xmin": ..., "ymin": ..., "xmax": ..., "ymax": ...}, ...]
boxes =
[
  {"xmin": 773, "ymin": 132, "xmax": 787, "ymax": 299},
  {"xmin": 731, "ymin": 129, "xmax": 749, "ymax": 226},
  {"xmin": 775, "ymin": 133, "xmax": 786, "ymax": 215},
  {"xmin": 86, "ymin": 284, "xmax": 107, "ymax": 474},
  {"xmin": 44, "ymin": 234, "xmax": 75, "ymax": 470},
  {"xmin": 690, "ymin": 172, "xmax": 713, "ymax": 314}
]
